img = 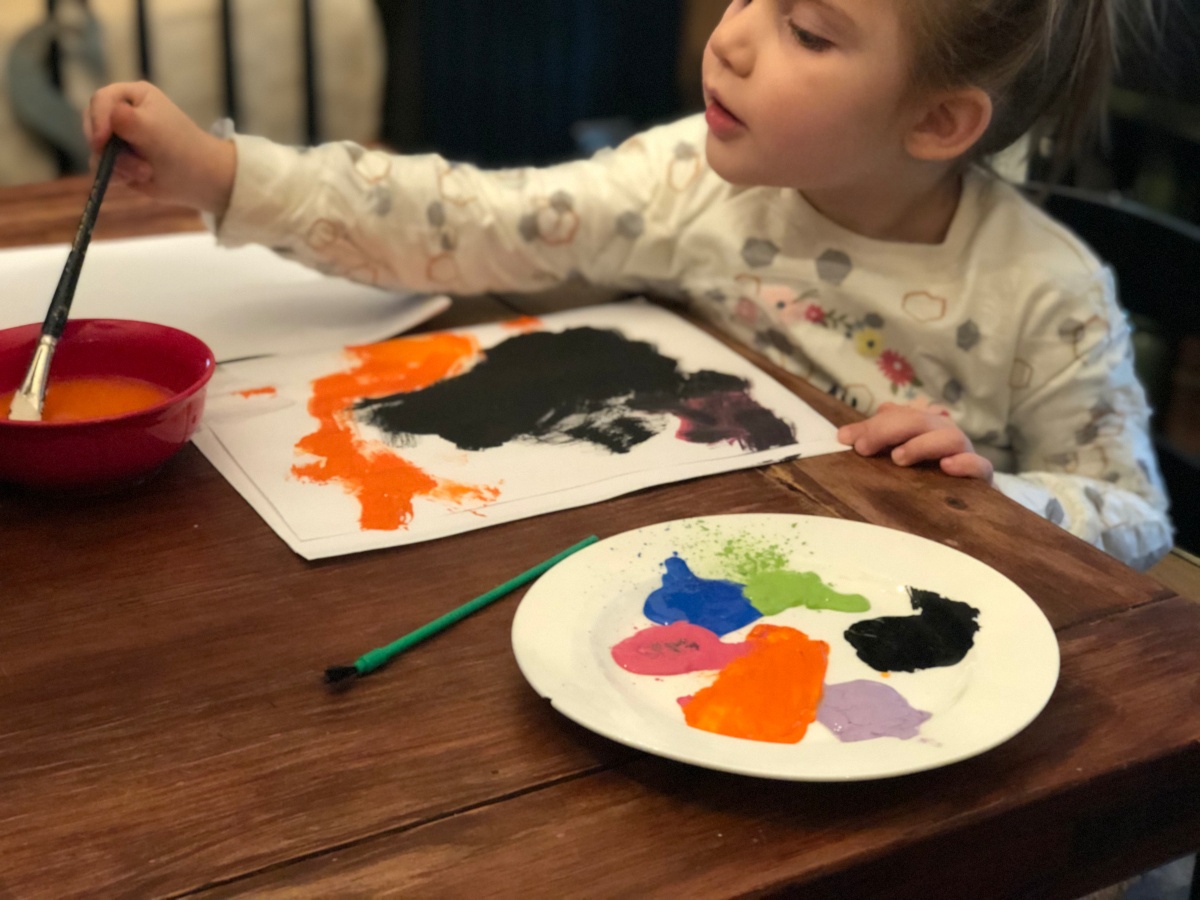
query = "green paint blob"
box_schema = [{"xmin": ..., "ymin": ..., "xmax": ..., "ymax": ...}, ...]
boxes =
[
  {"xmin": 744, "ymin": 570, "xmax": 871, "ymax": 615},
  {"xmin": 716, "ymin": 536, "xmax": 789, "ymax": 582}
]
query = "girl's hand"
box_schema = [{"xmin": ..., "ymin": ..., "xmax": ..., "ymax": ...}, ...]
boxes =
[
  {"xmin": 84, "ymin": 81, "xmax": 236, "ymax": 216},
  {"xmin": 836, "ymin": 401, "xmax": 994, "ymax": 482}
]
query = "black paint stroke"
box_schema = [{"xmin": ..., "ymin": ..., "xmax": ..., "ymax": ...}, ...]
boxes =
[
  {"xmin": 356, "ymin": 327, "xmax": 795, "ymax": 454},
  {"xmin": 843, "ymin": 587, "xmax": 981, "ymax": 673}
]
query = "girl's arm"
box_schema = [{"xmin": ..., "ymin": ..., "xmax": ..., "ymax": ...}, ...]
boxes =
[
  {"xmin": 87, "ymin": 81, "xmax": 698, "ymax": 296},
  {"xmin": 995, "ymin": 273, "xmax": 1174, "ymax": 570},
  {"xmin": 214, "ymin": 123, "xmax": 691, "ymax": 296}
]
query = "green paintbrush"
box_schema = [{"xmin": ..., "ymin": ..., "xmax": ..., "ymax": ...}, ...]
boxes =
[{"xmin": 324, "ymin": 534, "xmax": 599, "ymax": 686}]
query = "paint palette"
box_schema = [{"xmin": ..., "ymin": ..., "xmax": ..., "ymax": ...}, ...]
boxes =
[{"xmin": 511, "ymin": 514, "xmax": 1059, "ymax": 781}]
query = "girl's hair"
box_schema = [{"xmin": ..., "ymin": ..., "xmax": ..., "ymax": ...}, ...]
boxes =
[{"xmin": 906, "ymin": 0, "xmax": 1157, "ymax": 166}]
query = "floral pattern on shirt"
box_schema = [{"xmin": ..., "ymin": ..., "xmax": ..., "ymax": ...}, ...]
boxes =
[{"xmin": 797, "ymin": 298, "xmax": 924, "ymax": 397}]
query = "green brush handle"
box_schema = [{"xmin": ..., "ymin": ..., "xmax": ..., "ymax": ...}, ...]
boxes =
[{"xmin": 354, "ymin": 534, "xmax": 599, "ymax": 675}]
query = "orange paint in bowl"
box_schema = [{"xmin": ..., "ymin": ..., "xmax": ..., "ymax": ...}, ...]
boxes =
[
  {"xmin": 0, "ymin": 319, "xmax": 215, "ymax": 491},
  {"xmin": 1, "ymin": 376, "xmax": 174, "ymax": 423}
]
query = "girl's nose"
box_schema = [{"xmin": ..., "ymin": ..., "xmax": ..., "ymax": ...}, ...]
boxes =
[{"xmin": 708, "ymin": 2, "xmax": 756, "ymax": 78}]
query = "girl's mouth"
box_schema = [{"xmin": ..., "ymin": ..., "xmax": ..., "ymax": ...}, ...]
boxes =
[{"xmin": 705, "ymin": 95, "xmax": 745, "ymax": 139}]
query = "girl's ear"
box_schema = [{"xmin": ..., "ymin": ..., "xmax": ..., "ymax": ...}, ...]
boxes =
[{"xmin": 905, "ymin": 87, "xmax": 993, "ymax": 162}]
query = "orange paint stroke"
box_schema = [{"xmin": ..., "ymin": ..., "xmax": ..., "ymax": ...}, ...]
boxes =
[
  {"xmin": 237, "ymin": 386, "xmax": 278, "ymax": 398},
  {"xmin": 292, "ymin": 333, "xmax": 501, "ymax": 531},
  {"xmin": 681, "ymin": 624, "xmax": 828, "ymax": 743},
  {"xmin": 502, "ymin": 315, "xmax": 542, "ymax": 332}
]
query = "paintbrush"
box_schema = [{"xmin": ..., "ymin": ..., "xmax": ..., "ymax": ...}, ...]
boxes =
[
  {"xmin": 325, "ymin": 534, "xmax": 599, "ymax": 687},
  {"xmin": 8, "ymin": 136, "xmax": 125, "ymax": 422}
]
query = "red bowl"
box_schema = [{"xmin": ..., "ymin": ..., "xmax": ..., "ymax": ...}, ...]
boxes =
[{"xmin": 0, "ymin": 319, "xmax": 215, "ymax": 491}]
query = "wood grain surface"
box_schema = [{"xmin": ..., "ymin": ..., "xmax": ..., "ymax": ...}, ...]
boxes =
[
  {"xmin": 1, "ymin": 177, "xmax": 1196, "ymax": 899},
  {"xmin": 200, "ymin": 598, "xmax": 1200, "ymax": 900}
]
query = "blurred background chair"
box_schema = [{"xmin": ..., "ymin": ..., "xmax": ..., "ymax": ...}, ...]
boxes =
[
  {"xmin": 1, "ymin": 0, "xmax": 691, "ymax": 183},
  {"xmin": 1028, "ymin": 0, "xmax": 1200, "ymax": 229},
  {"xmin": 0, "ymin": 0, "xmax": 384, "ymax": 184},
  {"xmin": 373, "ymin": 0, "xmax": 686, "ymax": 166},
  {"xmin": 6, "ymin": 0, "xmax": 104, "ymax": 174}
]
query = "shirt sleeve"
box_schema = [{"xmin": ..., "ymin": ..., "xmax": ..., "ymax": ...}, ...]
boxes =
[
  {"xmin": 992, "ymin": 267, "xmax": 1174, "ymax": 570},
  {"xmin": 213, "ymin": 119, "xmax": 704, "ymax": 296}
]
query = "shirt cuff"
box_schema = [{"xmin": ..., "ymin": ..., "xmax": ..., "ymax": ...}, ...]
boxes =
[
  {"xmin": 203, "ymin": 126, "xmax": 312, "ymax": 249},
  {"xmin": 200, "ymin": 118, "xmax": 236, "ymax": 236}
]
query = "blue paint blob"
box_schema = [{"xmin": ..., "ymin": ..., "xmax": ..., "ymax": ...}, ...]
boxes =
[{"xmin": 643, "ymin": 556, "xmax": 762, "ymax": 637}]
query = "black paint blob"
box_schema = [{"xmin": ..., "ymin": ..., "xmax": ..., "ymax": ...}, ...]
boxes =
[
  {"xmin": 356, "ymin": 327, "xmax": 795, "ymax": 454},
  {"xmin": 843, "ymin": 587, "xmax": 981, "ymax": 673}
]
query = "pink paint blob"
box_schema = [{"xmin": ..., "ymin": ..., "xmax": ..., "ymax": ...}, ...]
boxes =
[{"xmin": 611, "ymin": 622, "xmax": 753, "ymax": 675}]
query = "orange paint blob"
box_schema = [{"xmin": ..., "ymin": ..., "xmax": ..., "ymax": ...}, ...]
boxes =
[
  {"xmin": 237, "ymin": 386, "xmax": 277, "ymax": 398},
  {"xmin": 501, "ymin": 315, "xmax": 543, "ymax": 332},
  {"xmin": 681, "ymin": 624, "xmax": 829, "ymax": 743},
  {"xmin": 1, "ymin": 376, "xmax": 173, "ymax": 422},
  {"xmin": 292, "ymin": 333, "xmax": 501, "ymax": 531}
]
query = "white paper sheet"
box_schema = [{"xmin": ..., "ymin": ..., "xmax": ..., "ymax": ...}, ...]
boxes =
[
  {"xmin": 0, "ymin": 232, "xmax": 450, "ymax": 361},
  {"xmin": 193, "ymin": 301, "xmax": 849, "ymax": 559}
]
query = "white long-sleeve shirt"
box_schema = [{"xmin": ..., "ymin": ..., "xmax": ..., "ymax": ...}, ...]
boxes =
[{"xmin": 215, "ymin": 114, "xmax": 1174, "ymax": 569}]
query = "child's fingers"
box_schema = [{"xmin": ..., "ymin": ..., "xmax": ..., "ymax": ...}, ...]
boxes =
[
  {"xmin": 903, "ymin": 396, "xmax": 951, "ymax": 416},
  {"xmin": 85, "ymin": 95, "xmax": 108, "ymax": 152},
  {"xmin": 110, "ymin": 97, "xmax": 152, "ymax": 147},
  {"xmin": 112, "ymin": 155, "xmax": 152, "ymax": 185},
  {"xmin": 836, "ymin": 402, "xmax": 988, "ymax": 480},
  {"xmin": 86, "ymin": 82, "xmax": 154, "ymax": 153},
  {"xmin": 845, "ymin": 409, "xmax": 937, "ymax": 456},
  {"xmin": 836, "ymin": 421, "xmax": 865, "ymax": 445},
  {"xmin": 836, "ymin": 412, "xmax": 914, "ymax": 448},
  {"xmin": 890, "ymin": 427, "xmax": 972, "ymax": 466},
  {"xmin": 940, "ymin": 452, "xmax": 994, "ymax": 482},
  {"xmin": 86, "ymin": 87, "xmax": 128, "ymax": 150}
]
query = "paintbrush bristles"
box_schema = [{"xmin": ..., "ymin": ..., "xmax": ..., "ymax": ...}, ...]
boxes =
[{"xmin": 323, "ymin": 665, "xmax": 360, "ymax": 684}]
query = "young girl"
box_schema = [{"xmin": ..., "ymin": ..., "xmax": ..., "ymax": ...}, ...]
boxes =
[{"xmin": 84, "ymin": 0, "xmax": 1173, "ymax": 569}]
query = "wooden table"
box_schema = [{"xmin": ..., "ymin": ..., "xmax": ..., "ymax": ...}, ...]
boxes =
[{"xmin": 2, "ymin": 177, "xmax": 1198, "ymax": 899}]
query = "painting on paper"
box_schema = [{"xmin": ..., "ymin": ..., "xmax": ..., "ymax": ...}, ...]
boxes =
[{"xmin": 194, "ymin": 302, "xmax": 847, "ymax": 558}]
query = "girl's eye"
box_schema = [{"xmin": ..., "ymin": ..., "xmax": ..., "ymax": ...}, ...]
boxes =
[{"xmin": 788, "ymin": 22, "xmax": 833, "ymax": 51}]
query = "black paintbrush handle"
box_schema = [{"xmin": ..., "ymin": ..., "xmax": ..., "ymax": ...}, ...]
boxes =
[{"xmin": 41, "ymin": 136, "xmax": 126, "ymax": 340}]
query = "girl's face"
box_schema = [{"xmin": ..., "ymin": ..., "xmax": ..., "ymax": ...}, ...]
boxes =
[{"xmin": 702, "ymin": 0, "xmax": 920, "ymax": 192}]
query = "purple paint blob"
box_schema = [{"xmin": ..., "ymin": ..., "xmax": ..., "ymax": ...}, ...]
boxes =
[
  {"xmin": 611, "ymin": 622, "xmax": 753, "ymax": 675},
  {"xmin": 643, "ymin": 556, "xmax": 762, "ymax": 637},
  {"xmin": 816, "ymin": 680, "xmax": 932, "ymax": 742}
]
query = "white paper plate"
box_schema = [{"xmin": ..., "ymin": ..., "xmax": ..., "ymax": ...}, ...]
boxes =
[{"xmin": 512, "ymin": 514, "xmax": 1059, "ymax": 781}]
